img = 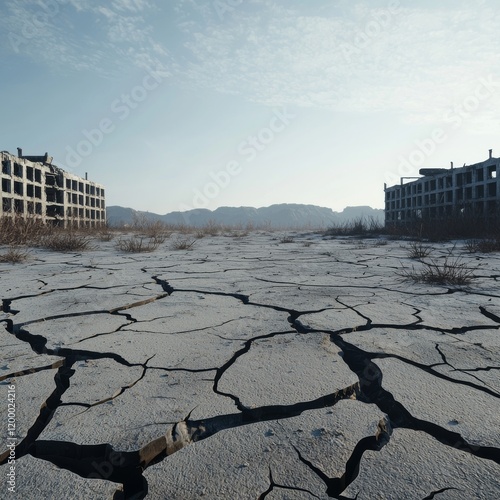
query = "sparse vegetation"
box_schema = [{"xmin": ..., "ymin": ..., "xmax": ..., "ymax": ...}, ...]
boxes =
[
  {"xmin": 463, "ymin": 238, "xmax": 500, "ymax": 254},
  {"xmin": 95, "ymin": 225, "xmax": 115, "ymax": 242},
  {"xmin": 115, "ymin": 236, "xmax": 163, "ymax": 253},
  {"xmin": 406, "ymin": 241, "xmax": 432, "ymax": 260},
  {"xmin": 0, "ymin": 215, "xmax": 50, "ymax": 246},
  {"xmin": 170, "ymin": 236, "xmax": 196, "ymax": 250},
  {"xmin": 279, "ymin": 235, "xmax": 295, "ymax": 243},
  {"xmin": 41, "ymin": 232, "xmax": 93, "ymax": 252},
  {"xmin": 400, "ymin": 255, "xmax": 475, "ymax": 286},
  {"xmin": 0, "ymin": 246, "xmax": 29, "ymax": 263},
  {"xmin": 202, "ymin": 220, "xmax": 220, "ymax": 236},
  {"xmin": 325, "ymin": 217, "xmax": 384, "ymax": 237},
  {"xmin": 131, "ymin": 214, "xmax": 170, "ymax": 240}
]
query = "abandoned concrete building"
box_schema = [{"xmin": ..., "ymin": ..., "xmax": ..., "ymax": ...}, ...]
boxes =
[
  {"xmin": 384, "ymin": 150, "xmax": 500, "ymax": 226},
  {"xmin": 1, "ymin": 148, "xmax": 105, "ymax": 227}
]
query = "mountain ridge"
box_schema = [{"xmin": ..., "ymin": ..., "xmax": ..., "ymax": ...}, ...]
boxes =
[{"xmin": 106, "ymin": 203, "xmax": 384, "ymax": 228}]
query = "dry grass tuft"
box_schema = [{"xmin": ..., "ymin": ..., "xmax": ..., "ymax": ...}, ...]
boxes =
[
  {"xmin": 325, "ymin": 217, "xmax": 384, "ymax": 237},
  {"xmin": 0, "ymin": 246, "xmax": 29, "ymax": 263},
  {"xmin": 0, "ymin": 215, "xmax": 50, "ymax": 245},
  {"xmin": 464, "ymin": 238, "xmax": 500, "ymax": 254},
  {"xmin": 400, "ymin": 255, "xmax": 475, "ymax": 286},
  {"xmin": 41, "ymin": 232, "xmax": 93, "ymax": 252},
  {"xmin": 406, "ymin": 241, "xmax": 432, "ymax": 260},
  {"xmin": 94, "ymin": 225, "xmax": 115, "ymax": 242},
  {"xmin": 170, "ymin": 236, "xmax": 196, "ymax": 250},
  {"xmin": 115, "ymin": 236, "xmax": 163, "ymax": 252}
]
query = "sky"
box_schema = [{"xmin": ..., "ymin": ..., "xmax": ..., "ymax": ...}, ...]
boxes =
[{"xmin": 1, "ymin": 0, "xmax": 500, "ymax": 214}]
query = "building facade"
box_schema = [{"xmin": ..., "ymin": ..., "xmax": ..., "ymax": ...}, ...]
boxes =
[
  {"xmin": 1, "ymin": 149, "xmax": 105, "ymax": 227},
  {"xmin": 385, "ymin": 150, "xmax": 500, "ymax": 226}
]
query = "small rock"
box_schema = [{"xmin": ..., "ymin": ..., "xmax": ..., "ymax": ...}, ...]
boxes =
[{"xmin": 312, "ymin": 427, "xmax": 328, "ymax": 437}]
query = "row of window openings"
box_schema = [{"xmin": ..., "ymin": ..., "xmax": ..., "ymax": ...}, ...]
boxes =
[
  {"xmin": 2, "ymin": 162, "xmax": 43, "ymax": 182},
  {"xmin": 65, "ymin": 179, "xmax": 105, "ymax": 197},
  {"xmin": 386, "ymin": 166, "xmax": 498, "ymax": 199},
  {"xmin": 2, "ymin": 162, "xmax": 104, "ymax": 197},
  {"xmin": 2, "ymin": 180, "xmax": 43, "ymax": 197},
  {"xmin": 2, "ymin": 199, "xmax": 43, "ymax": 215},
  {"xmin": 2, "ymin": 180, "xmax": 104, "ymax": 206},
  {"xmin": 387, "ymin": 184, "xmax": 497, "ymax": 207},
  {"xmin": 66, "ymin": 193, "xmax": 104, "ymax": 208},
  {"xmin": 66, "ymin": 208, "xmax": 105, "ymax": 219},
  {"xmin": 389, "ymin": 202, "xmax": 499, "ymax": 220},
  {"xmin": 2, "ymin": 198, "xmax": 104, "ymax": 219}
]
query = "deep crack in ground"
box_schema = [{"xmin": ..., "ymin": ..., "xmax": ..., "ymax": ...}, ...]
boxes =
[{"xmin": 1, "ymin": 235, "xmax": 499, "ymax": 499}]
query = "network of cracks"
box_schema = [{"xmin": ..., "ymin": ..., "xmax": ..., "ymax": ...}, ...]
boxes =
[{"xmin": 1, "ymin": 235, "xmax": 499, "ymax": 499}]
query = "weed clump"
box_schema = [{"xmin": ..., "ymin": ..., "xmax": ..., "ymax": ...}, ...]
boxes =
[
  {"xmin": 400, "ymin": 255, "xmax": 475, "ymax": 286},
  {"xmin": 0, "ymin": 215, "xmax": 49, "ymax": 245},
  {"xmin": 464, "ymin": 238, "xmax": 500, "ymax": 253},
  {"xmin": 325, "ymin": 217, "xmax": 384, "ymax": 237},
  {"xmin": 41, "ymin": 232, "xmax": 93, "ymax": 252},
  {"xmin": 0, "ymin": 246, "xmax": 29, "ymax": 263},
  {"xmin": 406, "ymin": 241, "xmax": 432, "ymax": 260},
  {"xmin": 116, "ymin": 236, "xmax": 163, "ymax": 252},
  {"xmin": 170, "ymin": 236, "xmax": 196, "ymax": 250}
]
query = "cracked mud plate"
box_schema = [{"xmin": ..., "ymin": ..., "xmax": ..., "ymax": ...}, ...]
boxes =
[{"xmin": 1, "ymin": 233, "xmax": 499, "ymax": 499}]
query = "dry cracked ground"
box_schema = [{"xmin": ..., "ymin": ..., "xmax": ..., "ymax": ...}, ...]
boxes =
[{"xmin": 1, "ymin": 231, "xmax": 499, "ymax": 499}]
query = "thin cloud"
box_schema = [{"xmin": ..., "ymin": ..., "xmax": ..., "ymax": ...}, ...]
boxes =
[
  {"xmin": 171, "ymin": 1, "xmax": 500, "ymax": 129},
  {"xmin": 2, "ymin": 0, "xmax": 500, "ymax": 132},
  {"xmin": 0, "ymin": 0, "xmax": 160, "ymax": 77}
]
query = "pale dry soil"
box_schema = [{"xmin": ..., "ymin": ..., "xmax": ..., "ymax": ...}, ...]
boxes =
[{"xmin": 1, "ymin": 232, "xmax": 499, "ymax": 499}]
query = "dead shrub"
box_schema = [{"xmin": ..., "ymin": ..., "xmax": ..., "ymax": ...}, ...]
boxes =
[
  {"xmin": 0, "ymin": 246, "xmax": 29, "ymax": 263},
  {"xmin": 406, "ymin": 241, "xmax": 432, "ymax": 260},
  {"xmin": 325, "ymin": 217, "xmax": 384, "ymax": 237},
  {"xmin": 170, "ymin": 236, "xmax": 196, "ymax": 250},
  {"xmin": 131, "ymin": 214, "xmax": 170, "ymax": 240},
  {"xmin": 115, "ymin": 236, "xmax": 162, "ymax": 252},
  {"xmin": 464, "ymin": 238, "xmax": 500, "ymax": 253},
  {"xmin": 400, "ymin": 255, "xmax": 475, "ymax": 286},
  {"xmin": 0, "ymin": 215, "xmax": 50, "ymax": 246},
  {"xmin": 201, "ymin": 220, "xmax": 220, "ymax": 236},
  {"xmin": 93, "ymin": 224, "xmax": 115, "ymax": 242},
  {"xmin": 41, "ymin": 232, "xmax": 93, "ymax": 252}
]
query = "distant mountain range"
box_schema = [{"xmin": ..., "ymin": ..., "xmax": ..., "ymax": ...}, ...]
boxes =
[{"xmin": 106, "ymin": 204, "xmax": 384, "ymax": 228}]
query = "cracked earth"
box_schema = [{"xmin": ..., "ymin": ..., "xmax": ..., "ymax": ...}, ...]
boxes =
[{"xmin": 1, "ymin": 232, "xmax": 499, "ymax": 499}]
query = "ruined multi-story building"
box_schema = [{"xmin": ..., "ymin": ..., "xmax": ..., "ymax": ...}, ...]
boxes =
[
  {"xmin": 384, "ymin": 150, "xmax": 500, "ymax": 226},
  {"xmin": 1, "ymin": 148, "xmax": 105, "ymax": 227}
]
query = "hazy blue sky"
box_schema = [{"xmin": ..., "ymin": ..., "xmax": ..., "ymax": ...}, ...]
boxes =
[{"xmin": 1, "ymin": 0, "xmax": 500, "ymax": 213}]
